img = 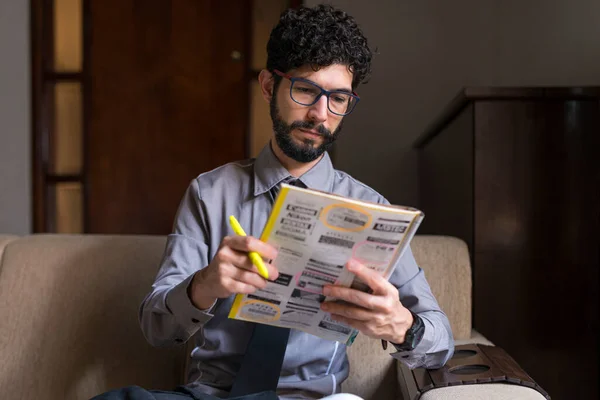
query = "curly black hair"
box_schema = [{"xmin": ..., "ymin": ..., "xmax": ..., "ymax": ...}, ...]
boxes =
[{"xmin": 266, "ymin": 4, "xmax": 372, "ymax": 90}]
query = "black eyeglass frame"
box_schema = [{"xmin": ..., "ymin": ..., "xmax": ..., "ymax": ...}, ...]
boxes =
[{"xmin": 273, "ymin": 69, "xmax": 360, "ymax": 116}]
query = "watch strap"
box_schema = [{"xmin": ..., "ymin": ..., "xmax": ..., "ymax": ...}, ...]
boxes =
[
  {"xmin": 393, "ymin": 311, "xmax": 424, "ymax": 351},
  {"xmin": 381, "ymin": 311, "xmax": 425, "ymax": 352}
]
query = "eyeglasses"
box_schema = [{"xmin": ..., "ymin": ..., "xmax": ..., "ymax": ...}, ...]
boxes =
[{"xmin": 273, "ymin": 69, "xmax": 360, "ymax": 116}]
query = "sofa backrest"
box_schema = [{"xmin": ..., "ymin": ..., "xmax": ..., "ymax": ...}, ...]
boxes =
[
  {"xmin": 411, "ymin": 235, "xmax": 472, "ymax": 340},
  {"xmin": 0, "ymin": 234, "xmax": 17, "ymax": 265},
  {"xmin": 0, "ymin": 234, "xmax": 471, "ymax": 400},
  {"xmin": 0, "ymin": 234, "xmax": 184, "ymax": 400}
]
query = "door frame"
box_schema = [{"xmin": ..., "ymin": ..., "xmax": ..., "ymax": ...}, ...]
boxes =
[{"xmin": 30, "ymin": 0, "xmax": 304, "ymax": 233}]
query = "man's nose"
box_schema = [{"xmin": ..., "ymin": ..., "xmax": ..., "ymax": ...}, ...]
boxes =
[{"xmin": 307, "ymin": 95, "xmax": 328, "ymax": 123}]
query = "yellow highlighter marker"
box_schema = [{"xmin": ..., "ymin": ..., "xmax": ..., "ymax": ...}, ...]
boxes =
[{"xmin": 228, "ymin": 215, "xmax": 269, "ymax": 280}]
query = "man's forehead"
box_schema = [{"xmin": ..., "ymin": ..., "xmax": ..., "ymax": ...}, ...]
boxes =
[{"xmin": 289, "ymin": 64, "xmax": 353, "ymax": 89}]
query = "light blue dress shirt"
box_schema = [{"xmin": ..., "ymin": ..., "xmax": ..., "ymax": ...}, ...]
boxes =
[{"xmin": 139, "ymin": 144, "xmax": 454, "ymax": 398}]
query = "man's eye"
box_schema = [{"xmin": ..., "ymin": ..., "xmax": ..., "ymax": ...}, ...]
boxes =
[
  {"xmin": 332, "ymin": 95, "xmax": 348, "ymax": 104},
  {"xmin": 295, "ymin": 86, "xmax": 316, "ymax": 94}
]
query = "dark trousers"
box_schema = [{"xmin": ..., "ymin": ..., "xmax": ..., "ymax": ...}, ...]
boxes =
[{"xmin": 91, "ymin": 385, "xmax": 279, "ymax": 400}]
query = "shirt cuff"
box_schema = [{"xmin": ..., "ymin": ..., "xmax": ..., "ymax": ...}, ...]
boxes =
[
  {"xmin": 390, "ymin": 315, "xmax": 435, "ymax": 368},
  {"xmin": 165, "ymin": 272, "xmax": 216, "ymax": 333}
]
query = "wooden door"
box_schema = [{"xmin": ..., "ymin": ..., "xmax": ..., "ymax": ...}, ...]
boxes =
[{"xmin": 87, "ymin": 0, "xmax": 249, "ymax": 234}]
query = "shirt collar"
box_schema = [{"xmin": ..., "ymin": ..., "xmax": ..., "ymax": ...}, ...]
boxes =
[{"xmin": 253, "ymin": 142, "xmax": 335, "ymax": 196}]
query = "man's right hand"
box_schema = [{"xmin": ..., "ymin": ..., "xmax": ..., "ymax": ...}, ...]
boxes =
[{"xmin": 188, "ymin": 236, "xmax": 279, "ymax": 310}]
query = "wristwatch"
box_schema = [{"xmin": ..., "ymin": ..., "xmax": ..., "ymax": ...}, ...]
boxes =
[{"xmin": 385, "ymin": 311, "xmax": 425, "ymax": 352}]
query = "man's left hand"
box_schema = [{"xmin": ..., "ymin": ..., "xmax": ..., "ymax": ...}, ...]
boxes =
[{"xmin": 320, "ymin": 258, "xmax": 414, "ymax": 345}]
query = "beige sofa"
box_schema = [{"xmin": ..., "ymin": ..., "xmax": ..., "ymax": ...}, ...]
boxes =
[{"xmin": 0, "ymin": 234, "xmax": 546, "ymax": 399}]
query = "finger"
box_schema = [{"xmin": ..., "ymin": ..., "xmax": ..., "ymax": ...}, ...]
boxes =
[
  {"xmin": 232, "ymin": 267, "xmax": 269, "ymax": 290},
  {"xmin": 320, "ymin": 300, "xmax": 372, "ymax": 321},
  {"xmin": 220, "ymin": 244, "xmax": 280, "ymax": 280},
  {"xmin": 328, "ymin": 314, "xmax": 368, "ymax": 333},
  {"xmin": 223, "ymin": 235, "xmax": 278, "ymax": 260},
  {"xmin": 328, "ymin": 314, "xmax": 387, "ymax": 340},
  {"xmin": 219, "ymin": 246, "xmax": 255, "ymax": 270},
  {"xmin": 346, "ymin": 259, "xmax": 392, "ymax": 296},
  {"xmin": 323, "ymin": 285, "xmax": 387, "ymax": 311},
  {"xmin": 225, "ymin": 277, "xmax": 259, "ymax": 295}
]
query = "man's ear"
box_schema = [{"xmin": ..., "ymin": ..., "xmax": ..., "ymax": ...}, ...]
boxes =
[{"xmin": 258, "ymin": 69, "xmax": 275, "ymax": 103}]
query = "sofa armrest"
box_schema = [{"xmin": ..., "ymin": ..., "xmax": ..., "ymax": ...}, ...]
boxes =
[
  {"xmin": 397, "ymin": 343, "xmax": 550, "ymax": 400},
  {"xmin": 410, "ymin": 383, "xmax": 548, "ymax": 399},
  {"xmin": 455, "ymin": 329, "xmax": 494, "ymax": 346}
]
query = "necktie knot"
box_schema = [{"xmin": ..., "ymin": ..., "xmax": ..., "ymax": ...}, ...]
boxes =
[
  {"xmin": 284, "ymin": 176, "xmax": 304, "ymax": 187},
  {"xmin": 270, "ymin": 177, "xmax": 305, "ymax": 204}
]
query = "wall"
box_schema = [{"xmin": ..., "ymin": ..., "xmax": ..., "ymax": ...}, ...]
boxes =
[
  {"xmin": 307, "ymin": 0, "xmax": 600, "ymax": 207},
  {"xmin": 0, "ymin": 1, "xmax": 31, "ymax": 234},
  {"xmin": 2, "ymin": 1, "xmax": 600, "ymax": 231}
]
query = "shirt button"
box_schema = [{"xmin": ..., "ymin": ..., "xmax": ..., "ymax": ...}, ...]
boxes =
[{"xmin": 191, "ymin": 318, "xmax": 200, "ymax": 323}]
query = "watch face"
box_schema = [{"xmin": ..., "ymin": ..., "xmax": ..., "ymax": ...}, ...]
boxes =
[
  {"xmin": 411, "ymin": 331, "xmax": 420, "ymax": 347},
  {"xmin": 405, "ymin": 332, "xmax": 416, "ymax": 349}
]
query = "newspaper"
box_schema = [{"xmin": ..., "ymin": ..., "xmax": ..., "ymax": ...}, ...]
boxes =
[{"xmin": 228, "ymin": 183, "xmax": 424, "ymax": 345}]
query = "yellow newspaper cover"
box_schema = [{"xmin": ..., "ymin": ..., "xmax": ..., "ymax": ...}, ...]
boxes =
[{"xmin": 228, "ymin": 183, "xmax": 424, "ymax": 345}]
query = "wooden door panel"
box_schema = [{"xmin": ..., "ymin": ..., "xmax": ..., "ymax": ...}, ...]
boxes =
[{"xmin": 87, "ymin": 0, "xmax": 249, "ymax": 234}]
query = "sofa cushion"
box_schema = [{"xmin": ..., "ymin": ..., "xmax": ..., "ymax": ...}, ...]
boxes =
[
  {"xmin": 0, "ymin": 235, "xmax": 185, "ymax": 400},
  {"xmin": 343, "ymin": 333, "xmax": 398, "ymax": 400}
]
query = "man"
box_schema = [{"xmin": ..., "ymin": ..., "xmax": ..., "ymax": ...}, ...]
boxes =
[{"xmin": 97, "ymin": 4, "xmax": 453, "ymax": 400}]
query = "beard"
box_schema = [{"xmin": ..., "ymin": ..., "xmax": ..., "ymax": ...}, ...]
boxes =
[{"xmin": 270, "ymin": 93, "xmax": 343, "ymax": 163}]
